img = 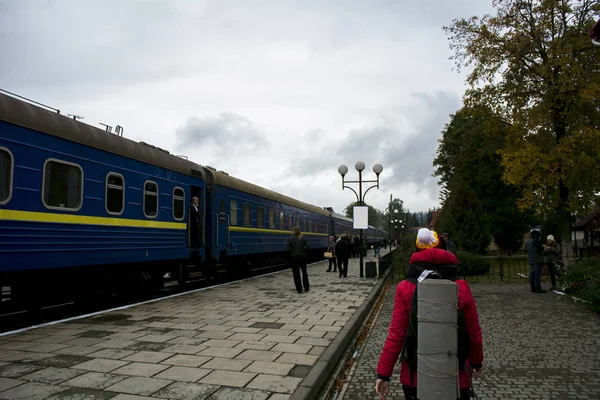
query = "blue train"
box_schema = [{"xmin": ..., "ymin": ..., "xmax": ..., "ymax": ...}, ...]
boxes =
[{"xmin": 0, "ymin": 92, "xmax": 387, "ymax": 302}]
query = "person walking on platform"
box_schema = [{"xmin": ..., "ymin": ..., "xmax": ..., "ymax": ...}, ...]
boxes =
[
  {"xmin": 288, "ymin": 226, "xmax": 310, "ymax": 293},
  {"xmin": 375, "ymin": 228, "xmax": 484, "ymax": 400},
  {"xmin": 326, "ymin": 236, "xmax": 337, "ymax": 273},
  {"xmin": 335, "ymin": 234, "xmax": 351, "ymax": 277},
  {"xmin": 544, "ymin": 234, "xmax": 561, "ymax": 291}
]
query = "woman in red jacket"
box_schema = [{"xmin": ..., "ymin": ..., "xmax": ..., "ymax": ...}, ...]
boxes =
[{"xmin": 375, "ymin": 228, "xmax": 484, "ymax": 399}]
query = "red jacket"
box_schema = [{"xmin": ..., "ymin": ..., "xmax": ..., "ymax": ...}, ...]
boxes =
[{"xmin": 376, "ymin": 248, "xmax": 484, "ymax": 389}]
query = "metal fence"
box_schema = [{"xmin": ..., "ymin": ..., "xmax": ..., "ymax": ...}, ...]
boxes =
[{"xmin": 387, "ymin": 251, "xmax": 532, "ymax": 283}]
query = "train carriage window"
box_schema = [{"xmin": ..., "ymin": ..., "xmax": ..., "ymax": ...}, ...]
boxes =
[
  {"xmin": 143, "ymin": 181, "xmax": 158, "ymax": 218},
  {"xmin": 42, "ymin": 159, "xmax": 83, "ymax": 211},
  {"xmin": 230, "ymin": 200, "xmax": 238, "ymax": 225},
  {"xmin": 295, "ymin": 215, "xmax": 300, "ymax": 228},
  {"xmin": 219, "ymin": 200, "xmax": 226, "ymax": 224},
  {"xmin": 173, "ymin": 187, "xmax": 185, "ymax": 220},
  {"xmin": 243, "ymin": 204, "xmax": 251, "ymax": 226},
  {"xmin": 0, "ymin": 148, "xmax": 13, "ymax": 205},
  {"xmin": 308, "ymin": 219, "xmax": 312, "ymax": 232},
  {"xmin": 280, "ymin": 212, "xmax": 284, "ymax": 230},
  {"xmin": 105, "ymin": 173, "xmax": 125, "ymax": 215},
  {"xmin": 289, "ymin": 215, "xmax": 293, "ymax": 230},
  {"xmin": 257, "ymin": 207, "xmax": 265, "ymax": 227},
  {"xmin": 269, "ymin": 209, "xmax": 275, "ymax": 228},
  {"xmin": 303, "ymin": 217, "xmax": 307, "ymax": 232}
]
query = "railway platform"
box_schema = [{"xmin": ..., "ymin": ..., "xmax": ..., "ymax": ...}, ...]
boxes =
[{"xmin": 0, "ymin": 249, "xmax": 392, "ymax": 400}]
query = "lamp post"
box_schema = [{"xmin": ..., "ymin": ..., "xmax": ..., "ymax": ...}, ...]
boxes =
[
  {"xmin": 338, "ymin": 161, "xmax": 383, "ymax": 277},
  {"xmin": 384, "ymin": 195, "xmax": 399, "ymax": 250}
]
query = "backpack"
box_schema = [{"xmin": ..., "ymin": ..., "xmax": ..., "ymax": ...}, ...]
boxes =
[{"xmin": 400, "ymin": 271, "xmax": 471, "ymax": 382}]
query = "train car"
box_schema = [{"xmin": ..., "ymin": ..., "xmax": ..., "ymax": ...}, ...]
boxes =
[
  {"xmin": 202, "ymin": 167, "xmax": 331, "ymax": 271},
  {"xmin": 0, "ymin": 92, "xmax": 207, "ymax": 301}
]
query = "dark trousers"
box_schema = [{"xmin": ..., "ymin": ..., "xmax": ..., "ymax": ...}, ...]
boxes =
[
  {"xmin": 529, "ymin": 263, "xmax": 542, "ymax": 289},
  {"xmin": 291, "ymin": 255, "xmax": 309, "ymax": 292},
  {"xmin": 328, "ymin": 257, "xmax": 337, "ymax": 271},
  {"xmin": 337, "ymin": 257, "xmax": 349, "ymax": 277},
  {"xmin": 547, "ymin": 261, "xmax": 557, "ymax": 288},
  {"xmin": 402, "ymin": 386, "xmax": 470, "ymax": 399}
]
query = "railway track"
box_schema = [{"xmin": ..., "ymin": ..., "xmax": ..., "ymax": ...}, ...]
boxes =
[{"xmin": 0, "ymin": 261, "xmax": 295, "ymax": 335}]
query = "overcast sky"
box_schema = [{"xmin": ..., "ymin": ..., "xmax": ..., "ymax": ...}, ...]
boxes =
[{"xmin": 1, "ymin": 0, "xmax": 494, "ymax": 216}]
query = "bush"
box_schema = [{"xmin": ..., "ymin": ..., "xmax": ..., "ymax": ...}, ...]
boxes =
[
  {"xmin": 561, "ymin": 257, "xmax": 600, "ymax": 312},
  {"xmin": 456, "ymin": 251, "xmax": 492, "ymax": 276}
]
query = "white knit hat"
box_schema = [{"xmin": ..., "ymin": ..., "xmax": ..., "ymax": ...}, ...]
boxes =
[{"xmin": 547, "ymin": 235, "xmax": 555, "ymax": 241}]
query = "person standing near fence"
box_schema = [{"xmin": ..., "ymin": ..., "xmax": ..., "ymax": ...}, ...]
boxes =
[
  {"xmin": 544, "ymin": 234, "xmax": 561, "ymax": 291},
  {"xmin": 288, "ymin": 226, "xmax": 310, "ymax": 293},
  {"xmin": 526, "ymin": 229, "xmax": 546, "ymax": 293}
]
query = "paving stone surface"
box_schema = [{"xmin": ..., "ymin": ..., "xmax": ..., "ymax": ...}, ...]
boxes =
[
  {"xmin": 340, "ymin": 282, "xmax": 600, "ymax": 400},
  {"xmin": 0, "ymin": 253, "xmax": 387, "ymax": 399}
]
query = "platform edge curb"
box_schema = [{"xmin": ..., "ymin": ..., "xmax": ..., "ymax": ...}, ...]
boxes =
[{"xmin": 289, "ymin": 267, "xmax": 391, "ymax": 400}]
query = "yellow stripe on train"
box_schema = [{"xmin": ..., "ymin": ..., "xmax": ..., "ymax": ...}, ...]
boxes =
[
  {"xmin": 228, "ymin": 226, "xmax": 329, "ymax": 236},
  {"xmin": 0, "ymin": 209, "xmax": 187, "ymax": 230}
]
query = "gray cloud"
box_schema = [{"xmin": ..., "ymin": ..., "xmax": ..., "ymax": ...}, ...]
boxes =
[{"xmin": 175, "ymin": 113, "xmax": 270, "ymax": 157}]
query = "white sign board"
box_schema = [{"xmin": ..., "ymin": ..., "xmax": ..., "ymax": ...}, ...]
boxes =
[{"xmin": 353, "ymin": 206, "xmax": 369, "ymax": 229}]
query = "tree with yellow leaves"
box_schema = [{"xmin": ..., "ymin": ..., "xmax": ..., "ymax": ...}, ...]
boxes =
[{"xmin": 445, "ymin": 0, "xmax": 600, "ymax": 260}]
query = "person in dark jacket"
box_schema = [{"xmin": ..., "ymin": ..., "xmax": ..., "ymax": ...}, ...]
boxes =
[
  {"xmin": 544, "ymin": 234, "xmax": 561, "ymax": 291},
  {"xmin": 525, "ymin": 229, "xmax": 546, "ymax": 293},
  {"xmin": 335, "ymin": 235, "xmax": 351, "ymax": 277},
  {"xmin": 326, "ymin": 236, "xmax": 337, "ymax": 273},
  {"xmin": 190, "ymin": 196, "xmax": 201, "ymax": 248},
  {"xmin": 288, "ymin": 226, "xmax": 310, "ymax": 293},
  {"xmin": 375, "ymin": 228, "xmax": 484, "ymax": 400}
]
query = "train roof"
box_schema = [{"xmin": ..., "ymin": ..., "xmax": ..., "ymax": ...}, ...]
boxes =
[
  {"xmin": 202, "ymin": 167, "xmax": 331, "ymax": 217},
  {"xmin": 0, "ymin": 92, "xmax": 205, "ymax": 179}
]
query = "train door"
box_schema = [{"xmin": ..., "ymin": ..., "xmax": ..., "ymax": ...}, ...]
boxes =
[
  {"xmin": 216, "ymin": 193, "xmax": 229, "ymax": 256},
  {"xmin": 188, "ymin": 186, "xmax": 204, "ymax": 248}
]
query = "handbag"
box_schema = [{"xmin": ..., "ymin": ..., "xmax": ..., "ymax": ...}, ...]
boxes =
[{"xmin": 324, "ymin": 252, "xmax": 333, "ymax": 258}]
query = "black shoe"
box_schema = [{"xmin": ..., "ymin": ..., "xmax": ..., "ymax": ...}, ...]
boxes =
[
  {"xmin": 339, "ymin": 274, "xmax": 342, "ymax": 277},
  {"xmin": 297, "ymin": 290, "xmax": 303, "ymax": 293},
  {"xmin": 535, "ymin": 288, "xmax": 547, "ymax": 293},
  {"xmin": 326, "ymin": 270, "xmax": 331, "ymax": 272},
  {"xmin": 305, "ymin": 288, "xmax": 309, "ymax": 293}
]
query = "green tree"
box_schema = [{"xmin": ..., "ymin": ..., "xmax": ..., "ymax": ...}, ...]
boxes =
[
  {"xmin": 433, "ymin": 105, "xmax": 533, "ymax": 253},
  {"xmin": 436, "ymin": 179, "xmax": 491, "ymax": 253},
  {"xmin": 444, "ymin": 0, "xmax": 600, "ymax": 259}
]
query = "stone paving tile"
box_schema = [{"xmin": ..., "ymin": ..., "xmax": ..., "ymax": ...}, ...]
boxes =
[
  {"xmin": 0, "ymin": 254, "xmax": 388, "ymax": 400},
  {"xmin": 20, "ymin": 366, "xmax": 85, "ymax": 384},
  {"xmin": 111, "ymin": 362, "xmax": 170, "ymax": 378},
  {"xmin": 154, "ymin": 366, "xmax": 212, "ymax": 382},
  {"xmin": 104, "ymin": 376, "xmax": 172, "ymax": 396},
  {"xmin": 244, "ymin": 361, "xmax": 295, "ymax": 376},
  {"xmin": 0, "ymin": 377, "xmax": 24, "ymax": 392},
  {"xmin": 72, "ymin": 358, "xmax": 130, "ymax": 373},
  {"xmin": 0, "ymin": 362, "xmax": 43, "ymax": 378},
  {"xmin": 202, "ymin": 357, "xmax": 252, "ymax": 371},
  {"xmin": 236, "ymin": 349, "xmax": 282, "ymax": 362},
  {"xmin": 200, "ymin": 370, "xmax": 257, "ymax": 387},
  {"xmin": 246, "ymin": 374, "xmax": 303, "ymax": 394},
  {"xmin": 45, "ymin": 387, "xmax": 116, "ymax": 400},
  {"xmin": 62, "ymin": 371, "xmax": 127, "ymax": 389},
  {"xmin": 152, "ymin": 381, "xmax": 219, "ymax": 399},
  {"xmin": 340, "ymin": 282, "xmax": 600, "ymax": 400},
  {"xmin": 206, "ymin": 387, "xmax": 271, "ymax": 400},
  {"xmin": 161, "ymin": 354, "xmax": 212, "ymax": 368},
  {"xmin": 0, "ymin": 381, "xmax": 68, "ymax": 400},
  {"xmin": 122, "ymin": 351, "xmax": 172, "ymax": 364}
]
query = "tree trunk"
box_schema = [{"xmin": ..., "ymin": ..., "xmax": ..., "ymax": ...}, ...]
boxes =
[{"xmin": 553, "ymin": 103, "xmax": 573, "ymax": 265}]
